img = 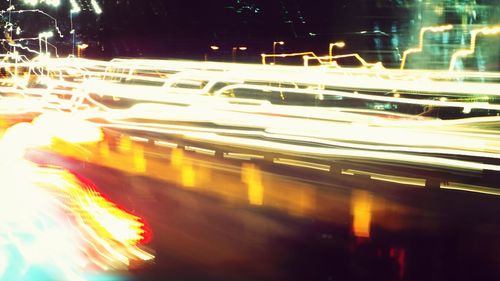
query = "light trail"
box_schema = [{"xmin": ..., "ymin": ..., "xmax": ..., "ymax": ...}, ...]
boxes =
[
  {"xmin": 0, "ymin": 56, "xmax": 498, "ymax": 265},
  {"xmin": 400, "ymin": 24, "xmax": 453, "ymax": 70},
  {"xmin": 449, "ymin": 25, "xmax": 500, "ymax": 71},
  {"xmin": 0, "ymin": 113, "xmax": 154, "ymax": 280},
  {"xmin": 0, "ymin": 56, "xmax": 499, "ymax": 179},
  {"xmin": 1, "ymin": 9, "xmax": 65, "ymax": 39}
]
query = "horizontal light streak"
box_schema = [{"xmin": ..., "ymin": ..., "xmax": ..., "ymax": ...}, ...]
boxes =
[
  {"xmin": 0, "ymin": 56, "xmax": 498, "ymax": 183},
  {"xmin": 273, "ymin": 158, "xmax": 331, "ymax": 171},
  {"xmin": 441, "ymin": 182, "xmax": 500, "ymax": 196},
  {"xmin": 224, "ymin": 152, "xmax": 264, "ymax": 160}
]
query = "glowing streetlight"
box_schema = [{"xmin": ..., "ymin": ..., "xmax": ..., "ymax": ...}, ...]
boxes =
[
  {"xmin": 70, "ymin": 0, "xmax": 81, "ymax": 13},
  {"xmin": 90, "ymin": 0, "xmax": 102, "ymax": 14},
  {"xmin": 232, "ymin": 46, "xmax": 247, "ymax": 62},
  {"xmin": 272, "ymin": 41, "xmax": 284, "ymax": 64},
  {"xmin": 329, "ymin": 41, "xmax": 345, "ymax": 63},
  {"xmin": 38, "ymin": 31, "xmax": 53, "ymax": 56},
  {"xmin": 23, "ymin": 0, "xmax": 61, "ymax": 8},
  {"xmin": 69, "ymin": 0, "xmax": 81, "ymax": 57},
  {"xmin": 205, "ymin": 45, "xmax": 220, "ymax": 61},
  {"xmin": 77, "ymin": 43, "xmax": 88, "ymax": 58}
]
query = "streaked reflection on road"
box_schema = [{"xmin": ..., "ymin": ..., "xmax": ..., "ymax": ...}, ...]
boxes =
[{"xmin": 30, "ymin": 131, "xmax": 500, "ymax": 281}]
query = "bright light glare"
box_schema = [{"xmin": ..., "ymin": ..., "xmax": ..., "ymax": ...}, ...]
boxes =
[
  {"xmin": 91, "ymin": 0, "xmax": 103, "ymax": 14},
  {"xmin": 23, "ymin": 0, "xmax": 61, "ymax": 7},
  {"xmin": 0, "ymin": 113, "xmax": 152, "ymax": 280},
  {"xmin": 0, "ymin": 47, "xmax": 498, "ymax": 278},
  {"xmin": 70, "ymin": 0, "xmax": 81, "ymax": 13},
  {"xmin": 0, "ymin": 54, "xmax": 499, "ymax": 178}
]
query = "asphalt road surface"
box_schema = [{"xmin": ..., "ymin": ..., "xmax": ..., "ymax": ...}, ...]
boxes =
[{"xmin": 27, "ymin": 139, "xmax": 500, "ymax": 281}]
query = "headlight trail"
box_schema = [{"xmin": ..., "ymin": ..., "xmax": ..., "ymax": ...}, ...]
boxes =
[
  {"xmin": 0, "ymin": 54, "xmax": 498, "ymax": 277},
  {"xmin": 0, "ymin": 56, "xmax": 499, "ymax": 175}
]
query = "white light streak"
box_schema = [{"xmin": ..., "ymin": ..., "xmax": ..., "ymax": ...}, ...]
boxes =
[
  {"xmin": 23, "ymin": 0, "xmax": 61, "ymax": 8},
  {"xmin": 90, "ymin": 0, "xmax": 102, "ymax": 14},
  {"xmin": 70, "ymin": 0, "xmax": 81, "ymax": 13},
  {"xmin": 0, "ymin": 56, "xmax": 498, "ymax": 180}
]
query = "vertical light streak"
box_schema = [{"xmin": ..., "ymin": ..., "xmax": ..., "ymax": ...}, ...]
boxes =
[
  {"xmin": 449, "ymin": 26, "xmax": 500, "ymax": 71},
  {"xmin": 133, "ymin": 145, "xmax": 146, "ymax": 172},
  {"xmin": 171, "ymin": 148, "xmax": 184, "ymax": 167},
  {"xmin": 400, "ymin": 24, "xmax": 453, "ymax": 69},
  {"xmin": 181, "ymin": 161, "xmax": 196, "ymax": 188},
  {"xmin": 242, "ymin": 163, "xmax": 264, "ymax": 206},
  {"xmin": 351, "ymin": 190, "xmax": 373, "ymax": 238}
]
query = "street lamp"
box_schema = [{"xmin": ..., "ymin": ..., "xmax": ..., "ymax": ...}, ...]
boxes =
[
  {"xmin": 70, "ymin": 7, "xmax": 81, "ymax": 57},
  {"xmin": 38, "ymin": 31, "xmax": 54, "ymax": 56},
  {"xmin": 272, "ymin": 41, "xmax": 284, "ymax": 64},
  {"xmin": 77, "ymin": 43, "xmax": 88, "ymax": 58},
  {"xmin": 232, "ymin": 46, "xmax": 247, "ymax": 62},
  {"xmin": 205, "ymin": 45, "xmax": 220, "ymax": 61},
  {"xmin": 329, "ymin": 41, "xmax": 345, "ymax": 63}
]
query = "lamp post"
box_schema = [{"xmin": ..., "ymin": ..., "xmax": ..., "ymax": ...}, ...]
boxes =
[
  {"xmin": 205, "ymin": 45, "xmax": 220, "ymax": 61},
  {"xmin": 272, "ymin": 41, "xmax": 284, "ymax": 64},
  {"xmin": 70, "ymin": 12, "xmax": 77, "ymax": 57},
  {"xmin": 329, "ymin": 41, "xmax": 345, "ymax": 63},
  {"xmin": 69, "ymin": 0, "xmax": 82, "ymax": 57},
  {"xmin": 77, "ymin": 43, "xmax": 88, "ymax": 58},
  {"xmin": 8, "ymin": 0, "xmax": 12, "ymax": 53},
  {"xmin": 38, "ymin": 31, "xmax": 54, "ymax": 56},
  {"xmin": 232, "ymin": 46, "xmax": 247, "ymax": 62}
]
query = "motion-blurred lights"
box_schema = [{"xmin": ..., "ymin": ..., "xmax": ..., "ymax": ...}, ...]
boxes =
[
  {"xmin": 70, "ymin": 0, "xmax": 81, "ymax": 13},
  {"xmin": 91, "ymin": 0, "xmax": 103, "ymax": 14},
  {"xmin": 23, "ymin": 0, "xmax": 61, "ymax": 7},
  {"xmin": 39, "ymin": 31, "xmax": 54, "ymax": 38},
  {"xmin": 33, "ymin": 113, "xmax": 103, "ymax": 144}
]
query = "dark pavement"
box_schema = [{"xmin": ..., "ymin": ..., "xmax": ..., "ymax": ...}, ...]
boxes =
[{"xmin": 27, "ymin": 141, "xmax": 500, "ymax": 281}]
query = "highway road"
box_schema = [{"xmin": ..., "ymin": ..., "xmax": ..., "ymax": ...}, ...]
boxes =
[{"xmin": 26, "ymin": 132, "xmax": 500, "ymax": 281}]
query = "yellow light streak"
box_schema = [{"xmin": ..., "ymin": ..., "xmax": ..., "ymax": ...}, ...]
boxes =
[
  {"xmin": 273, "ymin": 158, "xmax": 331, "ymax": 172},
  {"xmin": 261, "ymin": 51, "xmax": 320, "ymax": 65},
  {"xmin": 449, "ymin": 25, "xmax": 500, "ymax": 71},
  {"xmin": 242, "ymin": 163, "xmax": 264, "ymax": 206},
  {"xmin": 303, "ymin": 53, "xmax": 383, "ymax": 68},
  {"xmin": 441, "ymin": 182, "xmax": 500, "ymax": 196},
  {"xmin": 0, "ymin": 56, "xmax": 499, "ymax": 180},
  {"xmin": 328, "ymin": 41, "xmax": 345, "ymax": 63},
  {"xmin": 400, "ymin": 24, "xmax": 453, "ymax": 69},
  {"xmin": 351, "ymin": 190, "xmax": 373, "ymax": 238}
]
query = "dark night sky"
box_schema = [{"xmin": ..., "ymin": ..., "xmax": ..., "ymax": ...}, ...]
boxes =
[
  {"xmin": 90, "ymin": 0, "xmax": 498, "ymax": 66},
  {"xmin": 2, "ymin": 0, "xmax": 498, "ymax": 67},
  {"xmin": 90, "ymin": 0, "xmax": 412, "ymax": 61}
]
